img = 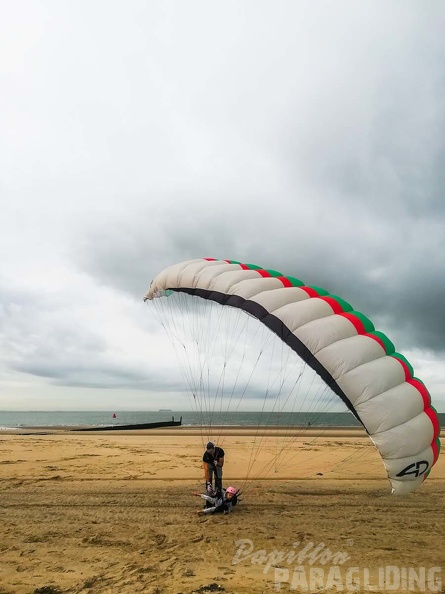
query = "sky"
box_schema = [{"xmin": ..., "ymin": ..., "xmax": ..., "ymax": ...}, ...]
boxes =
[{"xmin": 1, "ymin": 1, "xmax": 445, "ymax": 412}]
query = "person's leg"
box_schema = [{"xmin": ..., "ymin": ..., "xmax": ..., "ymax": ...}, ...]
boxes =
[
  {"xmin": 205, "ymin": 468, "xmax": 216, "ymax": 507},
  {"xmin": 214, "ymin": 466, "xmax": 223, "ymax": 491}
]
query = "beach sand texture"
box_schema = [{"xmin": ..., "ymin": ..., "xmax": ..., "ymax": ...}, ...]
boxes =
[{"xmin": 1, "ymin": 427, "xmax": 444, "ymax": 593}]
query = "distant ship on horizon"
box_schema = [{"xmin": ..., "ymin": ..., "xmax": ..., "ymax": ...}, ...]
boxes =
[{"xmin": 159, "ymin": 409, "xmax": 173, "ymax": 412}]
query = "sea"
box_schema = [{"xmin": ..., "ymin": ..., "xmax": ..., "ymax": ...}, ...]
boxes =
[
  {"xmin": 1, "ymin": 410, "xmax": 444, "ymax": 431},
  {"xmin": 0, "ymin": 410, "xmax": 360, "ymax": 430}
]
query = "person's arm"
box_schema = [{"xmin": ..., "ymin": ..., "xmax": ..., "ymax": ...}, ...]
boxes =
[
  {"xmin": 214, "ymin": 448, "xmax": 225, "ymax": 468},
  {"xmin": 200, "ymin": 493, "xmax": 216, "ymax": 504},
  {"xmin": 192, "ymin": 492, "xmax": 214, "ymax": 502}
]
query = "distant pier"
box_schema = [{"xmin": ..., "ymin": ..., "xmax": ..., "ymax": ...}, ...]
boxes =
[{"xmin": 72, "ymin": 416, "xmax": 183, "ymax": 432}]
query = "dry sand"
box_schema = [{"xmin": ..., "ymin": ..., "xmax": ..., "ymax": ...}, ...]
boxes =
[{"xmin": 0, "ymin": 426, "xmax": 444, "ymax": 594}]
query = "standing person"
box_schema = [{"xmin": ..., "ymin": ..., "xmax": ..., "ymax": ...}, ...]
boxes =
[{"xmin": 202, "ymin": 441, "xmax": 224, "ymax": 494}]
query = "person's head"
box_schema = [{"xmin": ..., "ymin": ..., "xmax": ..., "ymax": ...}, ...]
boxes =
[
  {"xmin": 225, "ymin": 486, "xmax": 237, "ymax": 498},
  {"xmin": 206, "ymin": 441, "xmax": 215, "ymax": 454}
]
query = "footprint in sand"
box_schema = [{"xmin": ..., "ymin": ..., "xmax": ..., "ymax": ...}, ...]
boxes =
[{"xmin": 154, "ymin": 533, "xmax": 167, "ymax": 547}]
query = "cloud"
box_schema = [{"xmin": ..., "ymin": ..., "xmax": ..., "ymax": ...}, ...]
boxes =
[{"xmin": 1, "ymin": 1, "xmax": 444, "ymax": 410}]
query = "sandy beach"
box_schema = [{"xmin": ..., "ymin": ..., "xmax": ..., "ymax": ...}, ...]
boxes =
[{"xmin": 1, "ymin": 427, "xmax": 444, "ymax": 594}]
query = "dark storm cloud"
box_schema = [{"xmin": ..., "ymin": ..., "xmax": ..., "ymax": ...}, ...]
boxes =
[
  {"xmin": 72, "ymin": 171, "xmax": 445, "ymax": 356},
  {"xmin": 66, "ymin": 2, "xmax": 445, "ymax": 356}
]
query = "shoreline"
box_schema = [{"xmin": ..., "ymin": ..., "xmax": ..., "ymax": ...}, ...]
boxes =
[
  {"xmin": 1, "ymin": 424, "xmax": 368, "ymax": 437},
  {"xmin": 2, "ymin": 424, "xmax": 445, "ymax": 438}
]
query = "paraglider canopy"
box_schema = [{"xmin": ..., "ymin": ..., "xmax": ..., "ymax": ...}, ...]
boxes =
[{"xmin": 145, "ymin": 257, "xmax": 441, "ymax": 495}]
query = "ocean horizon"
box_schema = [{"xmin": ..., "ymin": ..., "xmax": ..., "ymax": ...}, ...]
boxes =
[
  {"xmin": 0, "ymin": 409, "xmax": 361, "ymax": 430},
  {"xmin": 1, "ymin": 410, "xmax": 444, "ymax": 431}
]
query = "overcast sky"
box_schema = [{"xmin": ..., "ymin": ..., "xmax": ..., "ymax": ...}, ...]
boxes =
[{"xmin": 1, "ymin": 1, "xmax": 444, "ymax": 412}]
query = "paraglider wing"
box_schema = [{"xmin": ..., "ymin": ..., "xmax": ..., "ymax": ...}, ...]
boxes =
[{"xmin": 145, "ymin": 258, "xmax": 441, "ymax": 495}]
